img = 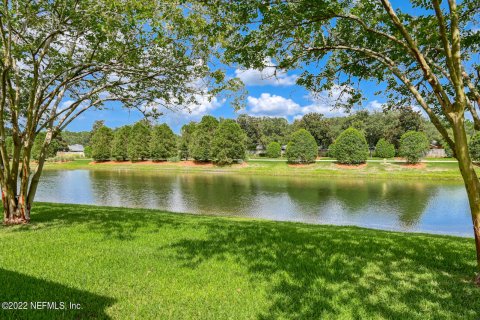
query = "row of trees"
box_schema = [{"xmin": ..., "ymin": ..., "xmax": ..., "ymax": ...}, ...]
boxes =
[
  {"xmin": 91, "ymin": 117, "xmax": 248, "ymax": 165},
  {"xmin": 282, "ymin": 127, "xmax": 431, "ymax": 164},
  {"xmin": 238, "ymin": 108, "xmax": 451, "ymax": 150},
  {"xmin": 88, "ymin": 112, "xmax": 455, "ymax": 165}
]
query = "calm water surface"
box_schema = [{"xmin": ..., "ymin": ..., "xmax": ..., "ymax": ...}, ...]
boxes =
[{"xmin": 36, "ymin": 170, "xmax": 472, "ymax": 237}]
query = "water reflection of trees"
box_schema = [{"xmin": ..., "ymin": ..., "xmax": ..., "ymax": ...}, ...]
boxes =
[
  {"xmin": 88, "ymin": 171, "xmax": 439, "ymax": 229},
  {"xmin": 285, "ymin": 179, "xmax": 438, "ymax": 228},
  {"xmin": 177, "ymin": 174, "xmax": 257, "ymax": 215},
  {"xmin": 89, "ymin": 171, "xmax": 179, "ymax": 209}
]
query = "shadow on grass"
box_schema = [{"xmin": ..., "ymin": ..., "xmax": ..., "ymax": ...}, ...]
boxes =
[
  {"xmin": 5, "ymin": 203, "xmax": 480, "ymax": 319},
  {"xmin": 9, "ymin": 202, "xmax": 184, "ymax": 241},
  {"xmin": 166, "ymin": 220, "xmax": 480, "ymax": 319},
  {"xmin": 0, "ymin": 268, "xmax": 115, "ymax": 319}
]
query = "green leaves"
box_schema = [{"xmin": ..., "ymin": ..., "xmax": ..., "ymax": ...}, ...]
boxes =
[
  {"xmin": 330, "ymin": 127, "xmax": 369, "ymax": 164},
  {"xmin": 399, "ymin": 131, "xmax": 429, "ymax": 164},
  {"xmin": 285, "ymin": 129, "xmax": 318, "ymax": 164}
]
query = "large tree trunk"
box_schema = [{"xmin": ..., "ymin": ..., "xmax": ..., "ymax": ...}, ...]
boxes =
[
  {"xmin": 1, "ymin": 181, "xmax": 30, "ymax": 225},
  {"xmin": 1, "ymin": 132, "xmax": 50, "ymax": 225},
  {"xmin": 451, "ymin": 115, "xmax": 480, "ymax": 284}
]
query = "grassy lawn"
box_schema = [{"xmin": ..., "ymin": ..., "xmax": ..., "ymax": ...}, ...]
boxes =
[
  {"xmin": 0, "ymin": 203, "xmax": 479, "ymax": 319},
  {"xmin": 43, "ymin": 158, "xmax": 467, "ymax": 180}
]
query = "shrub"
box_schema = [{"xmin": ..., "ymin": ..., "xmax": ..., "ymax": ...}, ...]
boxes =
[
  {"xmin": 266, "ymin": 141, "xmax": 281, "ymax": 158},
  {"xmin": 285, "ymin": 129, "xmax": 318, "ymax": 163},
  {"xmin": 469, "ymin": 133, "xmax": 480, "ymax": 161},
  {"xmin": 330, "ymin": 127, "xmax": 368, "ymax": 164},
  {"xmin": 399, "ymin": 131, "xmax": 429, "ymax": 164},
  {"xmin": 375, "ymin": 138, "xmax": 395, "ymax": 158},
  {"xmin": 211, "ymin": 119, "xmax": 247, "ymax": 165},
  {"xmin": 149, "ymin": 124, "xmax": 177, "ymax": 161},
  {"xmin": 91, "ymin": 126, "xmax": 113, "ymax": 161}
]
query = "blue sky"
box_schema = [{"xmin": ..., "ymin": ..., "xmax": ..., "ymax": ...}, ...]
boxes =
[
  {"xmin": 65, "ymin": 0, "xmax": 477, "ymax": 134},
  {"xmin": 66, "ymin": 61, "xmax": 388, "ymax": 133}
]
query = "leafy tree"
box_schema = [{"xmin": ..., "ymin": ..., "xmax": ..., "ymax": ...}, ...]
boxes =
[
  {"xmin": 150, "ymin": 124, "xmax": 177, "ymax": 161},
  {"xmin": 236, "ymin": 115, "xmax": 290, "ymax": 148},
  {"xmin": 399, "ymin": 131, "xmax": 430, "ymax": 164},
  {"xmin": 375, "ymin": 138, "xmax": 396, "ymax": 159},
  {"xmin": 191, "ymin": 116, "xmax": 219, "ymax": 161},
  {"xmin": 32, "ymin": 133, "xmax": 67, "ymax": 160},
  {"xmin": 62, "ymin": 131, "xmax": 91, "ymax": 146},
  {"xmin": 236, "ymin": 114, "xmax": 262, "ymax": 149},
  {"xmin": 206, "ymin": 0, "xmax": 480, "ymax": 275},
  {"xmin": 111, "ymin": 126, "xmax": 131, "ymax": 161},
  {"xmin": 128, "ymin": 121, "xmax": 151, "ymax": 161},
  {"xmin": 469, "ymin": 133, "xmax": 480, "ymax": 162},
  {"xmin": 258, "ymin": 117, "xmax": 290, "ymax": 146},
  {"xmin": 91, "ymin": 126, "xmax": 113, "ymax": 162},
  {"xmin": 0, "ymin": 1, "xmax": 230, "ymax": 224},
  {"xmin": 211, "ymin": 119, "xmax": 247, "ymax": 165},
  {"xmin": 294, "ymin": 113, "xmax": 332, "ymax": 148},
  {"xmin": 330, "ymin": 128, "xmax": 369, "ymax": 164},
  {"xmin": 179, "ymin": 122, "xmax": 197, "ymax": 160},
  {"xmin": 266, "ymin": 142, "xmax": 282, "ymax": 158},
  {"xmin": 285, "ymin": 129, "xmax": 318, "ymax": 164},
  {"xmin": 84, "ymin": 146, "xmax": 93, "ymax": 159}
]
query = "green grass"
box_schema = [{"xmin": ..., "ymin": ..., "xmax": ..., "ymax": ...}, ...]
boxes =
[
  {"xmin": 43, "ymin": 158, "xmax": 468, "ymax": 180},
  {"xmin": 0, "ymin": 203, "xmax": 479, "ymax": 319}
]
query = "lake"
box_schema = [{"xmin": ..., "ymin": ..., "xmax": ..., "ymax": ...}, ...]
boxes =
[{"xmin": 36, "ymin": 169, "xmax": 472, "ymax": 237}]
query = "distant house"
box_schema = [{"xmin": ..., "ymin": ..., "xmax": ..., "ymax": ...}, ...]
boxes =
[
  {"xmin": 56, "ymin": 144, "xmax": 85, "ymax": 158},
  {"xmin": 68, "ymin": 144, "xmax": 85, "ymax": 153}
]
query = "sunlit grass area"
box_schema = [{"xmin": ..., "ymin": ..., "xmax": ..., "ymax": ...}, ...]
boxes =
[
  {"xmin": 42, "ymin": 158, "xmax": 467, "ymax": 180},
  {"xmin": 0, "ymin": 203, "xmax": 479, "ymax": 319}
]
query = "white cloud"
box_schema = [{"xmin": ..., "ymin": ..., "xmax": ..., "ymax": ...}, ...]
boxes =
[
  {"xmin": 235, "ymin": 57, "xmax": 298, "ymax": 87},
  {"xmin": 181, "ymin": 95, "xmax": 224, "ymax": 116},
  {"xmin": 246, "ymin": 93, "xmax": 301, "ymax": 116},
  {"xmin": 244, "ymin": 87, "xmax": 391, "ymax": 119},
  {"xmin": 366, "ymin": 100, "xmax": 384, "ymax": 111}
]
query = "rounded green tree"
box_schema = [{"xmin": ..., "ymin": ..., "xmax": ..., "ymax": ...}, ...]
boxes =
[
  {"xmin": 266, "ymin": 141, "xmax": 281, "ymax": 158},
  {"xmin": 211, "ymin": 119, "xmax": 247, "ymax": 165},
  {"xmin": 91, "ymin": 126, "xmax": 113, "ymax": 161},
  {"xmin": 285, "ymin": 129, "xmax": 318, "ymax": 163},
  {"xmin": 128, "ymin": 121, "xmax": 151, "ymax": 161},
  {"xmin": 469, "ymin": 133, "xmax": 480, "ymax": 162},
  {"xmin": 111, "ymin": 126, "xmax": 131, "ymax": 161},
  {"xmin": 330, "ymin": 127, "xmax": 369, "ymax": 164},
  {"xmin": 399, "ymin": 131, "xmax": 429, "ymax": 164},
  {"xmin": 149, "ymin": 124, "xmax": 178, "ymax": 161},
  {"xmin": 190, "ymin": 115, "xmax": 219, "ymax": 161},
  {"xmin": 375, "ymin": 138, "xmax": 395, "ymax": 159}
]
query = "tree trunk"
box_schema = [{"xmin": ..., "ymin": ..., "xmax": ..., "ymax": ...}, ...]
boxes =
[
  {"xmin": 451, "ymin": 115, "xmax": 480, "ymax": 283},
  {"xmin": 1, "ymin": 182, "xmax": 30, "ymax": 225}
]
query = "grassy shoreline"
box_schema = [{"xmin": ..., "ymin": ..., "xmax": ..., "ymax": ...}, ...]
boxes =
[
  {"xmin": 42, "ymin": 158, "xmax": 469, "ymax": 180},
  {"xmin": 0, "ymin": 202, "xmax": 478, "ymax": 319}
]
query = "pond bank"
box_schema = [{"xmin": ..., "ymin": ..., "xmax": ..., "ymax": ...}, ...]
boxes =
[
  {"xmin": 43, "ymin": 158, "xmax": 468, "ymax": 181},
  {"xmin": 0, "ymin": 203, "xmax": 478, "ymax": 319}
]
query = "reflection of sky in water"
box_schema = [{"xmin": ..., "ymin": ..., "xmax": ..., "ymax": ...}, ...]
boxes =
[{"xmin": 36, "ymin": 170, "xmax": 473, "ymax": 237}]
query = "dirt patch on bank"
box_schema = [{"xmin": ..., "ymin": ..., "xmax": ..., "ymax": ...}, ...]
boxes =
[
  {"xmin": 288, "ymin": 163, "xmax": 316, "ymax": 168},
  {"xmin": 89, "ymin": 160, "xmax": 248, "ymax": 168},
  {"xmin": 396, "ymin": 163, "xmax": 426, "ymax": 169},
  {"xmin": 335, "ymin": 163, "xmax": 368, "ymax": 169}
]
